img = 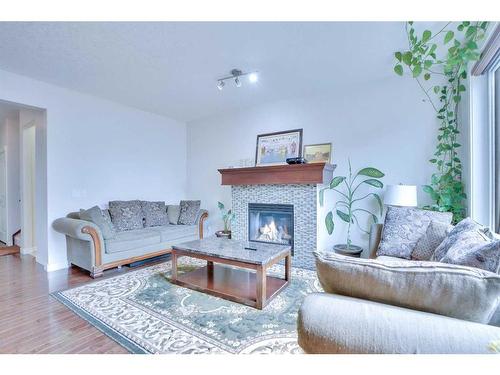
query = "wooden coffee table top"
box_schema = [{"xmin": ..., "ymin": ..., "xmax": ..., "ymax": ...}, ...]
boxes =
[{"xmin": 172, "ymin": 237, "xmax": 291, "ymax": 265}]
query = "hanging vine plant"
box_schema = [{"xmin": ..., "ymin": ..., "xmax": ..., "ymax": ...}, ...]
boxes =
[{"xmin": 393, "ymin": 21, "xmax": 488, "ymax": 223}]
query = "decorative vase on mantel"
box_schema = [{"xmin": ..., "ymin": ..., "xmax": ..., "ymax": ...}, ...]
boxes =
[{"xmin": 215, "ymin": 230, "xmax": 232, "ymax": 239}]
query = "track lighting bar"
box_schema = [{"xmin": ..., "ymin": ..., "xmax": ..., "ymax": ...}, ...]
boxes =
[{"xmin": 216, "ymin": 68, "xmax": 258, "ymax": 90}]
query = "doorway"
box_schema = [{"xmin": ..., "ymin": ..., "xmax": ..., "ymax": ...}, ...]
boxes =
[
  {"xmin": 21, "ymin": 121, "xmax": 36, "ymax": 255},
  {"xmin": 0, "ymin": 147, "xmax": 6, "ymax": 244}
]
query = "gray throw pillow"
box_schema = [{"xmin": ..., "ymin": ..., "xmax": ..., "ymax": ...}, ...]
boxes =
[
  {"xmin": 79, "ymin": 205, "xmax": 116, "ymax": 240},
  {"xmin": 431, "ymin": 218, "xmax": 488, "ymax": 261},
  {"xmin": 167, "ymin": 205, "xmax": 181, "ymax": 225},
  {"xmin": 141, "ymin": 201, "xmax": 168, "ymax": 227},
  {"xmin": 411, "ymin": 221, "xmax": 453, "ymax": 261},
  {"xmin": 376, "ymin": 206, "xmax": 453, "ymax": 259},
  {"xmin": 441, "ymin": 239, "xmax": 500, "ymax": 273},
  {"xmin": 178, "ymin": 200, "xmax": 201, "ymax": 225},
  {"xmin": 109, "ymin": 200, "xmax": 143, "ymax": 232}
]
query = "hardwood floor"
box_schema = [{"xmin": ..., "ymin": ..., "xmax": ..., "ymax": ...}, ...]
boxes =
[{"xmin": 0, "ymin": 253, "xmax": 153, "ymax": 353}]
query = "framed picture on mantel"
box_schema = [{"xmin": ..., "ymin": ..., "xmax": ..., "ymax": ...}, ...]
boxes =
[
  {"xmin": 303, "ymin": 143, "xmax": 332, "ymax": 164},
  {"xmin": 255, "ymin": 129, "xmax": 303, "ymax": 167}
]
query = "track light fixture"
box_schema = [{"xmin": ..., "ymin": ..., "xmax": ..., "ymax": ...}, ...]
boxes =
[{"xmin": 216, "ymin": 68, "xmax": 258, "ymax": 90}]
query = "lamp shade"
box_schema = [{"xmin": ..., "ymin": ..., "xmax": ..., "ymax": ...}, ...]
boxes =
[{"xmin": 384, "ymin": 185, "xmax": 417, "ymax": 207}]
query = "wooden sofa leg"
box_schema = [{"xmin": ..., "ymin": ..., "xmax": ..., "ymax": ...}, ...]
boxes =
[{"xmin": 90, "ymin": 266, "xmax": 104, "ymax": 279}]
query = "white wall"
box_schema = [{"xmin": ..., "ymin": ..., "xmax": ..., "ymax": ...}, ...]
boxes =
[
  {"xmin": 186, "ymin": 78, "xmax": 438, "ymax": 256},
  {"xmin": 0, "ymin": 113, "xmax": 21, "ymax": 245},
  {"xmin": 0, "ymin": 69, "xmax": 187, "ymax": 271}
]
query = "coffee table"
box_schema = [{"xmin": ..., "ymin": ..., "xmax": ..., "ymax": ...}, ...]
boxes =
[{"xmin": 171, "ymin": 237, "xmax": 292, "ymax": 309}]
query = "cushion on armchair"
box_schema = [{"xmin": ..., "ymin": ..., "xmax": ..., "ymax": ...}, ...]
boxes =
[
  {"xmin": 109, "ymin": 200, "xmax": 144, "ymax": 231},
  {"xmin": 411, "ymin": 220, "xmax": 453, "ymax": 261},
  {"xmin": 441, "ymin": 239, "xmax": 500, "ymax": 274},
  {"xmin": 314, "ymin": 251, "xmax": 500, "ymax": 324},
  {"xmin": 376, "ymin": 206, "xmax": 452, "ymax": 259},
  {"xmin": 431, "ymin": 217, "xmax": 489, "ymax": 261}
]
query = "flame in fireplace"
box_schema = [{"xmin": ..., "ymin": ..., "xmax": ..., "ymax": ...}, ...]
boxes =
[{"xmin": 257, "ymin": 218, "xmax": 291, "ymax": 244}]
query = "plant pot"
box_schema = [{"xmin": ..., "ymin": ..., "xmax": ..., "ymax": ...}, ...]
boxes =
[
  {"xmin": 333, "ymin": 244, "xmax": 363, "ymax": 258},
  {"xmin": 215, "ymin": 230, "xmax": 232, "ymax": 239}
]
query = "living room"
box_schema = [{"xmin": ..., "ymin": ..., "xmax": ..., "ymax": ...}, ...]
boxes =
[{"xmin": 0, "ymin": 0, "xmax": 499, "ymax": 370}]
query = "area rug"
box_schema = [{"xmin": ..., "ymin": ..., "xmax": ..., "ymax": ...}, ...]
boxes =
[{"xmin": 52, "ymin": 258, "xmax": 322, "ymax": 354}]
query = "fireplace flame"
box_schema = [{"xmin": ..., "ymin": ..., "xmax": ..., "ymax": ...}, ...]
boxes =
[{"xmin": 257, "ymin": 218, "xmax": 291, "ymax": 244}]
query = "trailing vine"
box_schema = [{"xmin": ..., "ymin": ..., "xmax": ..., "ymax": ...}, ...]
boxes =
[{"xmin": 394, "ymin": 21, "xmax": 488, "ymax": 223}]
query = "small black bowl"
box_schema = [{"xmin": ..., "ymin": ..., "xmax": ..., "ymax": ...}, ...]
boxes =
[{"xmin": 286, "ymin": 157, "xmax": 307, "ymax": 164}]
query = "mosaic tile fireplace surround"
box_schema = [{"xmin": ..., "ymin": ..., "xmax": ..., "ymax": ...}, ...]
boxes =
[{"xmin": 232, "ymin": 184, "xmax": 318, "ymax": 269}]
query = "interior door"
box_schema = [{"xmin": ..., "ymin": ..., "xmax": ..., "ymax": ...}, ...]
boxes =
[{"xmin": 0, "ymin": 149, "xmax": 7, "ymax": 244}]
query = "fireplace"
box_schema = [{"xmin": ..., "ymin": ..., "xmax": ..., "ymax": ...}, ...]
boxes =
[{"xmin": 248, "ymin": 203, "xmax": 294, "ymax": 253}]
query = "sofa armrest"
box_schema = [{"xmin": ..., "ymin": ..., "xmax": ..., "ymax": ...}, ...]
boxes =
[
  {"xmin": 195, "ymin": 209, "xmax": 209, "ymax": 239},
  {"xmin": 368, "ymin": 223, "xmax": 383, "ymax": 259},
  {"xmin": 298, "ymin": 293, "xmax": 500, "ymax": 354},
  {"xmin": 53, "ymin": 217, "xmax": 101, "ymax": 241},
  {"xmin": 53, "ymin": 217, "xmax": 104, "ymax": 273}
]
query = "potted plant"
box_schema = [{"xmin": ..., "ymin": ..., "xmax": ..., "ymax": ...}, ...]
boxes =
[
  {"xmin": 320, "ymin": 159, "xmax": 384, "ymax": 254},
  {"xmin": 215, "ymin": 201, "xmax": 235, "ymax": 239}
]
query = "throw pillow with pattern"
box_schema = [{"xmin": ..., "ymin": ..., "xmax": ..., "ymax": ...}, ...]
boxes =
[
  {"xmin": 108, "ymin": 200, "xmax": 143, "ymax": 231},
  {"xmin": 411, "ymin": 221, "xmax": 453, "ymax": 261},
  {"xmin": 178, "ymin": 200, "xmax": 201, "ymax": 225},
  {"xmin": 376, "ymin": 206, "xmax": 452, "ymax": 259},
  {"xmin": 441, "ymin": 239, "xmax": 500, "ymax": 273},
  {"xmin": 141, "ymin": 201, "xmax": 168, "ymax": 227},
  {"xmin": 431, "ymin": 218, "xmax": 488, "ymax": 261}
]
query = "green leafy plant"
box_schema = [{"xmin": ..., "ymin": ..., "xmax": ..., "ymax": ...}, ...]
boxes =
[
  {"xmin": 320, "ymin": 160, "xmax": 385, "ymax": 248},
  {"xmin": 489, "ymin": 340, "xmax": 500, "ymax": 353},
  {"xmin": 393, "ymin": 21, "xmax": 488, "ymax": 223},
  {"xmin": 217, "ymin": 201, "xmax": 235, "ymax": 233}
]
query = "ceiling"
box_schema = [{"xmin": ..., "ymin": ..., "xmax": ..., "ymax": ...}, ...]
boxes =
[{"xmin": 0, "ymin": 22, "xmax": 443, "ymax": 122}]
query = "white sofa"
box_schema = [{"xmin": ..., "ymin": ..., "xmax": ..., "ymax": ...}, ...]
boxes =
[{"xmin": 297, "ymin": 223, "xmax": 500, "ymax": 354}]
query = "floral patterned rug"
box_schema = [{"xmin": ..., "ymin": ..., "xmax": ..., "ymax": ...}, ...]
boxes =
[{"xmin": 52, "ymin": 258, "xmax": 322, "ymax": 354}]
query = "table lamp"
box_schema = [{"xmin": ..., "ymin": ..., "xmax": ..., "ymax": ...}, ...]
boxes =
[{"xmin": 384, "ymin": 184, "xmax": 417, "ymax": 207}]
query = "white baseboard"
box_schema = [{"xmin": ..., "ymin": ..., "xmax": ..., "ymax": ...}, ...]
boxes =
[
  {"xmin": 44, "ymin": 261, "xmax": 70, "ymax": 272},
  {"xmin": 21, "ymin": 246, "xmax": 37, "ymax": 255}
]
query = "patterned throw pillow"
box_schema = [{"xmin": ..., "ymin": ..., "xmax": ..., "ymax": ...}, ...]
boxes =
[
  {"xmin": 141, "ymin": 201, "xmax": 168, "ymax": 227},
  {"xmin": 178, "ymin": 200, "xmax": 201, "ymax": 225},
  {"xmin": 431, "ymin": 218, "xmax": 488, "ymax": 261},
  {"xmin": 376, "ymin": 206, "xmax": 452, "ymax": 259},
  {"xmin": 108, "ymin": 200, "xmax": 143, "ymax": 232},
  {"xmin": 79, "ymin": 205, "xmax": 116, "ymax": 240},
  {"xmin": 441, "ymin": 239, "xmax": 500, "ymax": 273},
  {"xmin": 411, "ymin": 221, "xmax": 453, "ymax": 261},
  {"xmin": 167, "ymin": 205, "xmax": 181, "ymax": 225}
]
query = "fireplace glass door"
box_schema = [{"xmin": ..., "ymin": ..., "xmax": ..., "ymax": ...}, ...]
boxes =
[{"xmin": 248, "ymin": 203, "xmax": 294, "ymax": 253}]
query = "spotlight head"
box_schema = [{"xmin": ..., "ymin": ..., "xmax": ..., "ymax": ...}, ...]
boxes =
[
  {"xmin": 234, "ymin": 77, "xmax": 242, "ymax": 87},
  {"xmin": 217, "ymin": 80, "xmax": 225, "ymax": 90},
  {"xmin": 248, "ymin": 72, "xmax": 258, "ymax": 83}
]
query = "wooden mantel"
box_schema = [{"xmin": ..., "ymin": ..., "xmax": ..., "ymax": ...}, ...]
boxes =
[{"xmin": 218, "ymin": 163, "xmax": 336, "ymax": 186}]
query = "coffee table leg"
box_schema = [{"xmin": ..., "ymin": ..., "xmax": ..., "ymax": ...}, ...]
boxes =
[
  {"xmin": 256, "ymin": 265, "xmax": 267, "ymax": 309},
  {"xmin": 285, "ymin": 254, "xmax": 291, "ymax": 281},
  {"xmin": 207, "ymin": 260, "xmax": 214, "ymax": 279},
  {"xmin": 171, "ymin": 251, "xmax": 178, "ymax": 282}
]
